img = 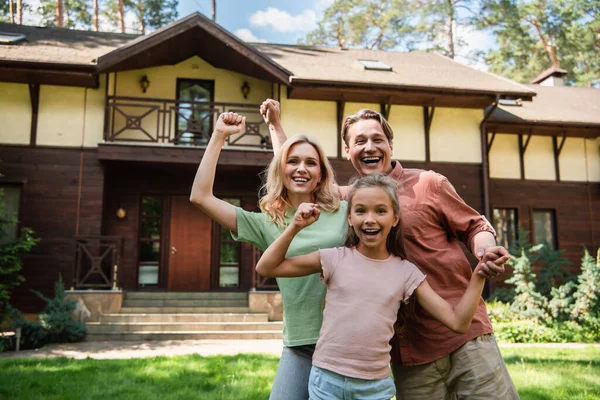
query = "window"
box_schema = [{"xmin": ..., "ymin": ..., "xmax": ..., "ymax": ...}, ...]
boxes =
[
  {"xmin": 176, "ymin": 79, "xmax": 215, "ymax": 146},
  {"xmin": 138, "ymin": 196, "xmax": 163, "ymax": 285},
  {"xmin": 493, "ymin": 208, "xmax": 518, "ymax": 250},
  {"xmin": 356, "ymin": 59, "xmax": 393, "ymax": 71},
  {"xmin": 0, "ymin": 186, "xmax": 22, "ymax": 245},
  {"xmin": 0, "ymin": 33, "xmax": 26, "ymax": 45},
  {"xmin": 217, "ymin": 198, "xmax": 241, "ymax": 288},
  {"xmin": 533, "ymin": 209, "xmax": 557, "ymax": 249}
]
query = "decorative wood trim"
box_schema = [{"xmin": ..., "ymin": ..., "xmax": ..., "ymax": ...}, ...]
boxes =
[
  {"xmin": 380, "ymin": 102, "xmax": 391, "ymax": 120},
  {"xmin": 487, "ymin": 130, "xmax": 497, "ymax": 154},
  {"xmin": 0, "ymin": 66, "xmax": 99, "ymax": 88},
  {"xmin": 423, "ymin": 106, "xmax": 435, "ymax": 162},
  {"xmin": 518, "ymin": 132, "xmax": 532, "ymax": 180},
  {"xmin": 28, "ymin": 83, "xmax": 40, "ymax": 147},
  {"xmin": 486, "ymin": 122, "xmax": 599, "ymax": 139},
  {"xmin": 337, "ymin": 100, "xmax": 345, "ymax": 159}
]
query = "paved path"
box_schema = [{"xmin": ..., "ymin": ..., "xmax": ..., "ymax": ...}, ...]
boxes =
[
  {"xmin": 1, "ymin": 340, "xmax": 598, "ymax": 360},
  {"xmin": 0, "ymin": 339, "xmax": 285, "ymax": 360}
]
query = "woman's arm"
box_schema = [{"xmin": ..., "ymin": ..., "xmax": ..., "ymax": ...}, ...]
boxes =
[
  {"xmin": 415, "ymin": 253, "xmax": 509, "ymax": 333},
  {"xmin": 255, "ymin": 203, "xmax": 323, "ymax": 278},
  {"xmin": 190, "ymin": 112, "xmax": 245, "ymax": 233}
]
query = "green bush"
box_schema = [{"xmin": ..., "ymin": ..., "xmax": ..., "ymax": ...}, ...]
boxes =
[
  {"xmin": 0, "ymin": 187, "xmax": 38, "ymax": 326},
  {"xmin": 32, "ymin": 275, "xmax": 86, "ymax": 343}
]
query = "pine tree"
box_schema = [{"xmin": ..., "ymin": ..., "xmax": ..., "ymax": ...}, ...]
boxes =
[
  {"xmin": 477, "ymin": 0, "xmax": 600, "ymax": 86},
  {"xmin": 300, "ymin": 0, "xmax": 417, "ymax": 51}
]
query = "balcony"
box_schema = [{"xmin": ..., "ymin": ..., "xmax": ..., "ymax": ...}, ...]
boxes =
[{"xmin": 103, "ymin": 96, "xmax": 272, "ymax": 149}]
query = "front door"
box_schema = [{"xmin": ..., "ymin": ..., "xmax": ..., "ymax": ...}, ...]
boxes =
[{"xmin": 167, "ymin": 196, "xmax": 213, "ymax": 290}]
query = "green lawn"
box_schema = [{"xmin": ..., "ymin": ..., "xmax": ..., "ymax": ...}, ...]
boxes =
[{"xmin": 0, "ymin": 346, "xmax": 598, "ymax": 400}]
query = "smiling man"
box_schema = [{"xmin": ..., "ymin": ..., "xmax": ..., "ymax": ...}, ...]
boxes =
[{"xmin": 261, "ymin": 100, "xmax": 519, "ymax": 399}]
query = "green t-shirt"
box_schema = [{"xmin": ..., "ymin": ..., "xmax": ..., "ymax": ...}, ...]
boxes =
[{"xmin": 232, "ymin": 201, "xmax": 348, "ymax": 346}]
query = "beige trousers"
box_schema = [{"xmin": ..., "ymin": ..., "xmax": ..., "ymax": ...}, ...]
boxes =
[{"xmin": 392, "ymin": 334, "xmax": 519, "ymax": 400}]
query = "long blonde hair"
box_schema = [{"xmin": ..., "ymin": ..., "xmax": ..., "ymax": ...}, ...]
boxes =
[{"xmin": 259, "ymin": 134, "xmax": 340, "ymax": 229}]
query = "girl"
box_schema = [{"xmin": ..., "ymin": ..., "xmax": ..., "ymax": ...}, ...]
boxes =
[
  {"xmin": 256, "ymin": 173, "xmax": 507, "ymax": 400},
  {"xmin": 190, "ymin": 112, "xmax": 348, "ymax": 400}
]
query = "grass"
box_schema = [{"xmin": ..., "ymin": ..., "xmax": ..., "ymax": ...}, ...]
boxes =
[{"xmin": 0, "ymin": 346, "xmax": 598, "ymax": 400}]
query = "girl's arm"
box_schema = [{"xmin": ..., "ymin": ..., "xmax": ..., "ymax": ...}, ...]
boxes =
[
  {"xmin": 190, "ymin": 112, "xmax": 245, "ymax": 233},
  {"xmin": 415, "ymin": 253, "xmax": 509, "ymax": 333},
  {"xmin": 255, "ymin": 203, "xmax": 323, "ymax": 278}
]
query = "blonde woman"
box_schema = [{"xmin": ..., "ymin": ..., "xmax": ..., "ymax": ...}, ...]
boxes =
[{"xmin": 190, "ymin": 112, "xmax": 348, "ymax": 400}]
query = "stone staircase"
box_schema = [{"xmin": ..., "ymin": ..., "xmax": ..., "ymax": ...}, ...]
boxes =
[{"xmin": 86, "ymin": 292, "xmax": 283, "ymax": 341}]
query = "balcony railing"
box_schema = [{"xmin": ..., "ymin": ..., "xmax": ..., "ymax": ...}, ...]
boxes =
[
  {"xmin": 104, "ymin": 96, "xmax": 272, "ymax": 149},
  {"xmin": 73, "ymin": 236, "xmax": 123, "ymax": 290}
]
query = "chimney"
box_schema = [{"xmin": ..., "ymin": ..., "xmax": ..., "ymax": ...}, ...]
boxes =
[{"xmin": 531, "ymin": 65, "xmax": 568, "ymax": 86}]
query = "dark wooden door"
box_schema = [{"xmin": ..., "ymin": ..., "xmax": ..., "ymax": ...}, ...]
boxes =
[{"xmin": 167, "ymin": 196, "xmax": 212, "ymax": 290}]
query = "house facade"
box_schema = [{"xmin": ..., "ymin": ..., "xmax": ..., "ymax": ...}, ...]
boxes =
[{"xmin": 0, "ymin": 13, "xmax": 598, "ymax": 313}]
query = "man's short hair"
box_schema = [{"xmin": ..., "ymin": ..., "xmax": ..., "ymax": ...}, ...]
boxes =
[{"xmin": 341, "ymin": 109, "xmax": 394, "ymax": 145}]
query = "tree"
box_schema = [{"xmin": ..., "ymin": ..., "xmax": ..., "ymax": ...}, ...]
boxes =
[
  {"xmin": 300, "ymin": 0, "xmax": 418, "ymax": 51},
  {"xmin": 132, "ymin": 0, "xmax": 178, "ymax": 34},
  {"xmin": 38, "ymin": 0, "xmax": 92, "ymax": 29},
  {"xmin": 102, "ymin": 0, "xmax": 129, "ymax": 32},
  {"xmin": 413, "ymin": 0, "xmax": 475, "ymax": 59},
  {"xmin": 477, "ymin": 0, "xmax": 600, "ymax": 86},
  {"xmin": 211, "ymin": 0, "xmax": 216, "ymax": 21}
]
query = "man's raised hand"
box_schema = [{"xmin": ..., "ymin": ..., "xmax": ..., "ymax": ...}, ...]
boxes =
[{"xmin": 260, "ymin": 99, "xmax": 281, "ymax": 127}]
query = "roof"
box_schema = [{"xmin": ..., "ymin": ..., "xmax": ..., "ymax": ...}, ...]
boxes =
[
  {"xmin": 0, "ymin": 13, "xmax": 535, "ymax": 100},
  {"xmin": 0, "ymin": 22, "xmax": 136, "ymax": 66},
  {"xmin": 489, "ymin": 85, "xmax": 600, "ymax": 127},
  {"xmin": 253, "ymin": 43, "xmax": 536, "ymax": 98},
  {"xmin": 531, "ymin": 65, "xmax": 568, "ymax": 84}
]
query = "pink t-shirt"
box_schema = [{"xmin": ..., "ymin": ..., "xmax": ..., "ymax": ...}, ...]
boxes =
[{"xmin": 313, "ymin": 247, "xmax": 426, "ymax": 380}]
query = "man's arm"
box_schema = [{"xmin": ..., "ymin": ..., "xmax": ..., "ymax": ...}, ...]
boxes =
[
  {"xmin": 437, "ymin": 176, "xmax": 507, "ymax": 278},
  {"xmin": 260, "ymin": 99, "xmax": 287, "ymax": 153}
]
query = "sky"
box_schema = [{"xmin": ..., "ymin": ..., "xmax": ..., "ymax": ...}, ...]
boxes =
[{"xmin": 22, "ymin": 0, "xmax": 496, "ymax": 69}]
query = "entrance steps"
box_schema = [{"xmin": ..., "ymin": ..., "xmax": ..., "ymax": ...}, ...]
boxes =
[{"xmin": 86, "ymin": 292, "xmax": 283, "ymax": 341}]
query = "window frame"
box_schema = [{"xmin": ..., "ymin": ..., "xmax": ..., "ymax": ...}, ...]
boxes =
[{"xmin": 531, "ymin": 208, "xmax": 558, "ymax": 250}]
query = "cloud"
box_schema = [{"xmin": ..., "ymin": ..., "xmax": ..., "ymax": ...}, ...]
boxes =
[
  {"xmin": 234, "ymin": 29, "xmax": 268, "ymax": 43},
  {"xmin": 249, "ymin": 7, "xmax": 318, "ymax": 33}
]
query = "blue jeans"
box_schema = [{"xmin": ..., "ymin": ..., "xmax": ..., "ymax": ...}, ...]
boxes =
[
  {"xmin": 269, "ymin": 345, "xmax": 315, "ymax": 400},
  {"xmin": 309, "ymin": 366, "xmax": 396, "ymax": 400}
]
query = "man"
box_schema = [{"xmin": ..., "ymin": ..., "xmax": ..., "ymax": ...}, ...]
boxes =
[{"xmin": 260, "ymin": 99, "xmax": 519, "ymax": 399}]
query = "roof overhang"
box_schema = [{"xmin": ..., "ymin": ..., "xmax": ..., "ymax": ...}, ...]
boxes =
[
  {"xmin": 288, "ymin": 78, "xmax": 535, "ymax": 109},
  {"xmin": 96, "ymin": 12, "xmax": 291, "ymax": 85},
  {"xmin": 486, "ymin": 121, "xmax": 600, "ymax": 138},
  {"xmin": 0, "ymin": 60, "xmax": 99, "ymax": 88}
]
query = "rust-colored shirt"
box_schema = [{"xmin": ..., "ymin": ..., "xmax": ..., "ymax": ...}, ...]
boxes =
[{"xmin": 340, "ymin": 162, "xmax": 494, "ymax": 366}]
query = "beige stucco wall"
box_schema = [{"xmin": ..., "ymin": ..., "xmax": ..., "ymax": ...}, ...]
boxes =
[
  {"xmin": 489, "ymin": 133, "xmax": 521, "ymax": 179},
  {"xmin": 389, "ymin": 105, "xmax": 425, "ymax": 161},
  {"xmin": 36, "ymin": 79, "xmax": 106, "ymax": 147},
  {"xmin": 429, "ymin": 107, "xmax": 483, "ymax": 163},
  {"xmin": 585, "ymin": 138, "xmax": 600, "ymax": 182},
  {"xmin": 524, "ymin": 136, "xmax": 556, "ymax": 180},
  {"xmin": 430, "ymin": 108, "xmax": 481, "ymax": 163},
  {"xmin": 279, "ymin": 94, "xmax": 338, "ymax": 157},
  {"xmin": 559, "ymin": 138, "xmax": 588, "ymax": 182},
  {"xmin": 0, "ymin": 82, "xmax": 32, "ymax": 145}
]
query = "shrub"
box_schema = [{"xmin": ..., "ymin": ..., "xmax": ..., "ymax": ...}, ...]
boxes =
[
  {"xmin": 32, "ymin": 275, "xmax": 87, "ymax": 343},
  {"xmin": 0, "ymin": 188, "xmax": 38, "ymax": 326}
]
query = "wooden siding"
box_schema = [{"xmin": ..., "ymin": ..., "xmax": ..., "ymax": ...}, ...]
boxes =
[
  {"xmin": 489, "ymin": 178, "xmax": 599, "ymax": 268},
  {"xmin": 1, "ymin": 146, "xmax": 104, "ymax": 311}
]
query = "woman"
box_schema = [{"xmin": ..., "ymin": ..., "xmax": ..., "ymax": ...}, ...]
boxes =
[{"xmin": 190, "ymin": 112, "xmax": 348, "ymax": 399}]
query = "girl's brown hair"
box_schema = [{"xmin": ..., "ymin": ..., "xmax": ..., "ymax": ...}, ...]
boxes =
[
  {"xmin": 259, "ymin": 134, "xmax": 340, "ymax": 229},
  {"xmin": 343, "ymin": 173, "xmax": 406, "ymax": 259}
]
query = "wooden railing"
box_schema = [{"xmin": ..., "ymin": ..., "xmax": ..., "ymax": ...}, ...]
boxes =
[
  {"xmin": 252, "ymin": 246, "xmax": 279, "ymax": 291},
  {"xmin": 73, "ymin": 236, "xmax": 123, "ymax": 290},
  {"xmin": 104, "ymin": 96, "xmax": 272, "ymax": 149}
]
